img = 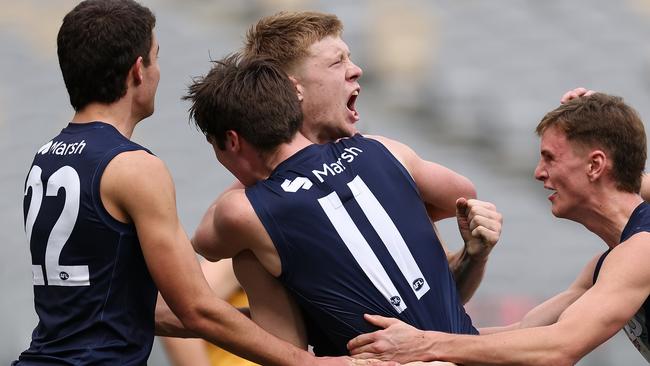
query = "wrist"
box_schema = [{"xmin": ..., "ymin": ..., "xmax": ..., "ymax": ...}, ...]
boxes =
[
  {"xmin": 461, "ymin": 243, "xmax": 490, "ymax": 264},
  {"xmin": 467, "ymin": 251, "xmax": 489, "ymax": 264},
  {"xmin": 421, "ymin": 331, "xmax": 442, "ymax": 361},
  {"xmin": 296, "ymin": 350, "xmax": 317, "ymax": 366}
]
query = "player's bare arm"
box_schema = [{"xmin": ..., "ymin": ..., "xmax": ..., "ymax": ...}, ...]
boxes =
[
  {"xmin": 233, "ymin": 250, "xmax": 308, "ymax": 348},
  {"xmin": 345, "ymin": 254, "xmax": 605, "ymax": 362},
  {"xmin": 191, "ymin": 181, "xmax": 244, "ymax": 257},
  {"xmin": 479, "ymin": 253, "xmax": 599, "ymax": 335},
  {"xmin": 193, "ymin": 189, "xmax": 282, "ymax": 276},
  {"xmin": 350, "ymin": 234, "xmax": 650, "ymax": 365},
  {"xmin": 364, "ymin": 135, "xmax": 501, "ymax": 302},
  {"xmin": 446, "ymin": 197, "xmax": 502, "ymax": 302},
  {"xmin": 349, "ymin": 255, "xmax": 600, "ymax": 359},
  {"xmin": 157, "ymin": 257, "xmax": 244, "ymax": 366},
  {"xmin": 101, "ymin": 151, "xmax": 321, "ymax": 366},
  {"xmin": 364, "ymin": 135, "xmax": 476, "ymax": 221}
]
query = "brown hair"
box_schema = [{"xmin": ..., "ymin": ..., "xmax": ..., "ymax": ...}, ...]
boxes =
[
  {"xmin": 536, "ymin": 93, "xmax": 646, "ymax": 193},
  {"xmin": 57, "ymin": 0, "xmax": 156, "ymax": 111},
  {"xmin": 241, "ymin": 11, "xmax": 343, "ymax": 72},
  {"xmin": 184, "ymin": 54, "xmax": 302, "ymax": 152}
]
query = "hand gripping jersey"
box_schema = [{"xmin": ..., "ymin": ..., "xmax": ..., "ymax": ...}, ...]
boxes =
[
  {"xmin": 17, "ymin": 122, "xmax": 158, "ymax": 365},
  {"xmin": 594, "ymin": 202, "xmax": 650, "ymax": 363},
  {"xmin": 245, "ymin": 134, "xmax": 477, "ymax": 355}
]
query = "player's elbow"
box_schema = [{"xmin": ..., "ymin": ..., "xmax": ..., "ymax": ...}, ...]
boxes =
[
  {"xmin": 192, "ymin": 235, "xmax": 219, "ymax": 262},
  {"xmin": 179, "ymin": 310, "xmax": 204, "ymax": 334},
  {"xmin": 191, "ymin": 224, "xmax": 226, "ymax": 261},
  {"xmin": 176, "ymin": 301, "xmax": 218, "ymax": 336},
  {"xmin": 178, "ymin": 298, "xmax": 241, "ymax": 343},
  {"xmin": 538, "ymin": 336, "xmax": 585, "ymax": 366},
  {"xmin": 458, "ymin": 175, "xmax": 476, "ymax": 200}
]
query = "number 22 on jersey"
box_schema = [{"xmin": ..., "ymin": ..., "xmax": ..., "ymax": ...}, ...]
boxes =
[{"xmin": 24, "ymin": 165, "xmax": 89, "ymax": 287}]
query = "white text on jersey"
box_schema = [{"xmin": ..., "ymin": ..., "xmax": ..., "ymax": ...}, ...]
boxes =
[
  {"xmin": 39, "ymin": 140, "xmax": 86, "ymax": 156},
  {"xmin": 312, "ymin": 147, "xmax": 363, "ymax": 183}
]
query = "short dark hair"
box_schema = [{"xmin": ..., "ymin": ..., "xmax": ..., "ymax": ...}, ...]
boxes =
[
  {"xmin": 57, "ymin": 0, "xmax": 156, "ymax": 111},
  {"xmin": 185, "ymin": 54, "xmax": 302, "ymax": 153},
  {"xmin": 536, "ymin": 93, "xmax": 647, "ymax": 193}
]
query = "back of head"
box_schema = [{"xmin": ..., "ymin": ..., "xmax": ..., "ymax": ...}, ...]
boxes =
[
  {"xmin": 536, "ymin": 93, "xmax": 647, "ymax": 193},
  {"xmin": 57, "ymin": 0, "xmax": 156, "ymax": 111},
  {"xmin": 242, "ymin": 11, "xmax": 342, "ymax": 72},
  {"xmin": 185, "ymin": 54, "xmax": 303, "ymax": 152}
]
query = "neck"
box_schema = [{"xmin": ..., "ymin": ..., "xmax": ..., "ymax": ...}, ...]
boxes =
[
  {"xmin": 577, "ymin": 189, "xmax": 643, "ymax": 248},
  {"xmin": 260, "ymin": 133, "xmax": 313, "ymax": 176},
  {"xmin": 70, "ymin": 98, "xmax": 142, "ymax": 139}
]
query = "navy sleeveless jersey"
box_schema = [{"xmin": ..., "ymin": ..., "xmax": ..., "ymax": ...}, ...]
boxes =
[
  {"xmin": 594, "ymin": 202, "xmax": 650, "ymax": 362},
  {"xmin": 245, "ymin": 134, "xmax": 477, "ymax": 356},
  {"xmin": 17, "ymin": 122, "xmax": 158, "ymax": 365}
]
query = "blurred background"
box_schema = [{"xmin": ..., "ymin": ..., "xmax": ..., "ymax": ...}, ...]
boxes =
[{"xmin": 2, "ymin": 0, "xmax": 650, "ymax": 364}]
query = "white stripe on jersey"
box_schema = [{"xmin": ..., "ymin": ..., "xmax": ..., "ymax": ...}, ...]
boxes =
[
  {"xmin": 318, "ymin": 190, "xmax": 408, "ymax": 313},
  {"xmin": 348, "ymin": 176, "xmax": 430, "ymax": 299}
]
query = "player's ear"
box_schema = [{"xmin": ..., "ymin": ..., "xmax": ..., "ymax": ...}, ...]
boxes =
[
  {"xmin": 586, "ymin": 149, "xmax": 607, "ymax": 182},
  {"xmin": 131, "ymin": 56, "xmax": 145, "ymax": 86},
  {"xmin": 224, "ymin": 130, "xmax": 241, "ymax": 152},
  {"xmin": 289, "ymin": 76, "xmax": 304, "ymax": 102}
]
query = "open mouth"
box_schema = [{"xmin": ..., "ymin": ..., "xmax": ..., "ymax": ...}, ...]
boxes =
[
  {"xmin": 544, "ymin": 186, "xmax": 557, "ymax": 200},
  {"xmin": 347, "ymin": 89, "xmax": 360, "ymax": 120}
]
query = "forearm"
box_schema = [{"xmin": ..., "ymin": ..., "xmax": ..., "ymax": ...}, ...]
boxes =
[
  {"xmin": 157, "ymin": 283, "xmax": 310, "ymax": 364},
  {"xmin": 447, "ymin": 248, "xmax": 487, "ymax": 304},
  {"xmin": 186, "ymin": 299, "xmax": 313, "ymax": 366},
  {"xmin": 155, "ymin": 294, "xmax": 200, "ymax": 338},
  {"xmin": 429, "ymin": 327, "xmax": 578, "ymax": 366},
  {"xmin": 478, "ymin": 322, "xmax": 520, "ymax": 335}
]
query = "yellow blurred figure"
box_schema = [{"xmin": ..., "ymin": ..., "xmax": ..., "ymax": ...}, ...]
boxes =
[
  {"xmin": 161, "ymin": 260, "xmax": 258, "ymax": 366},
  {"xmin": 205, "ymin": 289, "xmax": 259, "ymax": 366}
]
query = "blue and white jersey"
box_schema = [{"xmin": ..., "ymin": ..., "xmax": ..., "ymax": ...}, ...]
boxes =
[
  {"xmin": 246, "ymin": 134, "xmax": 477, "ymax": 356},
  {"xmin": 594, "ymin": 202, "xmax": 650, "ymax": 363},
  {"xmin": 17, "ymin": 122, "xmax": 158, "ymax": 365}
]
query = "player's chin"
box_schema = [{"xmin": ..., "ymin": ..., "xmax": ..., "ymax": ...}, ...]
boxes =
[
  {"xmin": 343, "ymin": 120, "xmax": 359, "ymax": 136},
  {"xmin": 550, "ymin": 203, "xmax": 566, "ymax": 219}
]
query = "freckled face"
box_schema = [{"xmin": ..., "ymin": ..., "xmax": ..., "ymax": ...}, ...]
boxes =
[{"xmin": 292, "ymin": 36, "xmax": 363, "ymax": 143}]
